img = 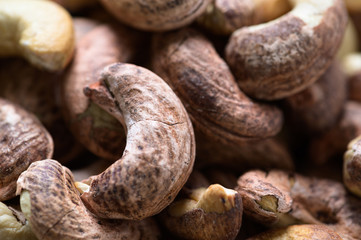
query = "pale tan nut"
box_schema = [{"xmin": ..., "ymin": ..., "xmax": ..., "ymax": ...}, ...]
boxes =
[
  {"xmin": 197, "ymin": 0, "xmax": 262, "ymax": 35},
  {"xmin": 246, "ymin": 224, "xmax": 343, "ymax": 240},
  {"xmin": 161, "ymin": 184, "xmax": 242, "ymax": 240},
  {"xmin": 16, "ymin": 159, "xmax": 160, "ymax": 240},
  {"xmin": 342, "ymin": 53, "xmax": 361, "ymax": 102},
  {"xmin": 52, "ymin": 0, "xmax": 97, "ymax": 12},
  {"xmin": 80, "ymin": 63, "xmax": 195, "ymax": 220},
  {"xmin": 0, "ymin": 57, "xmax": 83, "ymax": 164},
  {"xmin": 152, "ymin": 28, "xmax": 283, "ymax": 145},
  {"xmin": 61, "ymin": 22, "xmax": 141, "ymax": 160},
  {"xmin": 237, "ymin": 170, "xmax": 361, "ymax": 239},
  {"xmin": 0, "ymin": 0, "xmax": 74, "ymax": 71},
  {"xmin": 0, "ymin": 98, "xmax": 53, "ymax": 201},
  {"xmin": 283, "ymin": 61, "xmax": 347, "ymax": 133},
  {"xmin": 310, "ymin": 101, "xmax": 361, "ymax": 165},
  {"xmin": 225, "ymin": 0, "xmax": 348, "ymax": 100},
  {"xmin": 0, "ymin": 201, "xmax": 37, "ymax": 240},
  {"xmin": 343, "ymin": 135, "xmax": 361, "ymax": 197},
  {"xmin": 99, "ymin": 0, "xmax": 211, "ymax": 31}
]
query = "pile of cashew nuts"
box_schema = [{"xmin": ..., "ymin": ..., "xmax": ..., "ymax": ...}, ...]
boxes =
[{"xmin": 1, "ymin": 0, "xmax": 361, "ymax": 239}]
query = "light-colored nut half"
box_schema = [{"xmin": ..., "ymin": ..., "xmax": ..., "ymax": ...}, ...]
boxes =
[
  {"xmin": 81, "ymin": 63, "xmax": 195, "ymax": 220},
  {"xmin": 344, "ymin": 135, "xmax": 361, "ymax": 197},
  {"xmin": 225, "ymin": 0, "xmax": 348, "ymax": 100},
  {"xmin": 0, "ymin": 0, "xmax": 74, "ymax": 71},
  {"xmin": 16, "ymin": 159, "xmax": 160, "ymax": 240}
]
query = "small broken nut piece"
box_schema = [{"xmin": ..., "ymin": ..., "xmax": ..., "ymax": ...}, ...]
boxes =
[
  {"xmin": 99, "ymin": 0, "xmax": 211, "ymax": 31},
  {"xmin": 16, "ymin": 159, "xmax": 160, "ymax": 240},
  {"xmin": 0, "ymin": 201, "xmax": 37, "ymax": 240},
  {"xmin": 225, "ymin": 0, "xmax": 348, "ymax": 100},
  {"xmin": 0, "ymin": 98, "xmax": 53, "ymax": 201},
  {"xmin": 247, "ymin": 224, "xmax": 343, "ymax": 240},
  {"xmin": 0, "ymin": 0, "xmax": 74, "ymax": 71},
  {"xmin": 343, "ymin": 135, "xmax": 361, "ymax": 197},
  {"xmin": 162, "ymin": 184, "xmax": 242, "ymax": 240}
]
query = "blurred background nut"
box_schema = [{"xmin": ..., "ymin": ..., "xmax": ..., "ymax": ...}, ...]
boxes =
[
  {"xmin": 0, "ymin": 98, "xmax": 53, "ymax": 201},
  {"xmin": 99, "ymin": 0, "xmax": 211, "ymax": 31},
  {"xmin": 0, "ymin": 0, "xmax": 75, "ymax": 71},
  {"xmin": 342, "ymin": 53, "xmax": 361, "ymax": 102},
  {"xmin": 225, "ymin": 0, "xmax": 348, "ymax": 100},
  {"xmin": 343, "ymin": 135, "xmax": 361, "ymax": 197},
  {"xmin": 16, "ymin": 160, "xmax": 160, "ymax": 240}
]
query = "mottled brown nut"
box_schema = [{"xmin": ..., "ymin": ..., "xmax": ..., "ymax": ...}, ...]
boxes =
[
  {"xmin": 310, "ymin": 101, "xmax": 361, "ymax": 164},
  {"xmin": 99, "ymin": 0, "xmax": 210, "ymax": 31},
  {"xmin": 0, "ymin": 201, "xmax": 37, "ymax": 240},
  {"xmin": 0, "ymin": 98, "xmax": 53, "ymax": 201},
  {"xmin": 225, "ymin": 0, "xmax": 348, "ymax": 100},
  {"xmin": 0, "ymin": 0, "xmax": 75, "ymax": 71},
  {"xmin": 62, "ymin": 23, "xmax": 140, "ymax": 160},
  {"xmin": 283, "ymin": 61, "xmax": 347, "ymax": 133},
  {"xmin": 81, "ymin": 63, "xmax": 195, "ymax": 220},
  {"xmin": 344, "ymin": 135, "xmax": 361, "ymax": 197},
  {"xmin": 237, "ymin": 170, "xmax": 361, "ymax": 239},
  {"xmin": 247, "ymin": 224, "xmax": 343, "ymax": 240},
  {"xmin": 16, "ymin": 160, "xmax": 160, "ymax": 240},
  {"xmin": 162, "ymin": 184, "xmax": 242, "ymax": 240},
  {"xmin": 152, "ymin": 28, "xmax": 283, "ymax": 145}
]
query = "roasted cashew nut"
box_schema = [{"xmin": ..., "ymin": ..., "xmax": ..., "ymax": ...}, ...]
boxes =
[
  {"xmin": 344, "ymin": 135, "xmax": 361, "ymax": 197},
  {"xmin": 0, "ymin": 98, "xmax": 53, "ymax": 201},
  {"xmin": 81, "ymin": 63, "xmax": 195, "ymax": 219},
  {"xmin": 99, "ymin": 0, "xmax": 211, "ymax": 31},
  {"xmin": 225, "ymin": 0, "xmax": 348, "ymax": 100},
  {"xmin": 16, "ymin": 160, "xmax": 160, "ymax": 240},
  {"xmin": 152, "ymin": 28, "xmax": 283, "ymax": 144},
  {"xmin": 0, "ymin": 0, "xmax": 74, "ymax": 71}
]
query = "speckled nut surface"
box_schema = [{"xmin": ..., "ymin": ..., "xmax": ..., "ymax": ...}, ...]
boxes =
[
  {"xmin": 0, "ymin": 0, "xmax": 74, "ymax": 71},
  {"xmin": 62, "ymin": 23, "xmax": 139, "ymax": 160},
  {"xmin": 81, "ymin": 63, "xmax": 195, "ymax": 220},
  {"xmin": 344, "ymin": 136, "xmax": 361, "ymax": 197},
  {"xmin": 152, "ymin": 28, "xmax": 283, "ymax": 144},
  {"xmin": 0, "ymin": 98, "xmax": 53, "ymax": 201},
  {"xmin": 16, "ymin": 159, "xmax": 160, "ymax": 240},
  {"xmin": 237, "ymin": 170, "xmax": 361, "ymax": 239},
  {"xmin": 225, "ymin": 0, "xmax": 348, "ymax": 100},
  {"xmin": 247, "ymin": 224, "xmax": 343, "ymax": 240},
  {"xmin": 162, "ymin": 184, "xmax": 242, "ymax": 240},
  {"xmin": 284, "ymin": 61, "xmax": 347, "ymax": 133},
  {"xmin": 99, "ymin": 0, "xmax": 211, "ymax": 31}
]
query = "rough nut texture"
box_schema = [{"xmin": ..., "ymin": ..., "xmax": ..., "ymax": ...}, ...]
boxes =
[
  {"xmin": 82, "ymin": 63, "xmax": 195, "ymax": 220},
  {"xmin": 0, "ymin": 98, "xmax": 53, "ymax": 201},
  {"xmin": 225, "ymin": 0, "xmax": 348, "ymax": 100},
  {"xmin": 152, "ymin": 28, "xmax": 283, "ymax": 145},
  {"xmin": 99, "ymin": 0, "xmax": 211, "ymax": 31},
  {"xmin": 16, "ymin": 160, "xmax": 160, "ymax": 240}
]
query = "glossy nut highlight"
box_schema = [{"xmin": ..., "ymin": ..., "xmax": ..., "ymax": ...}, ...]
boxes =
[
  {"xmin": 225, "ymin": 0, "xmax": 348, "ymax": 100},
  {"xmin": 0, "ymin": 0, "xmax": 74, "ymax": 71},
  {"xmin": 81, "ymin": 63, "xmax": 195, "ymax": 220}
]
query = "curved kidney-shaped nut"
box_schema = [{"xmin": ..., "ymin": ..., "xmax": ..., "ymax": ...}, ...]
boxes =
[
  {"xmin": 284, "ymin": 61, "xmax": 347, "ymax": 133},
  {"xmin": 0, "ymin": 0, "xmax": 74, "ymax": 71},
  {"xmin": 99, "ymin": 0, "xmax": 210, "ymax": 31},
  {"xmin": 344, "ymin": 135, "xmax": 361, "ymax": 197},
  {"xmin": 62, "ymin": 23, "xmax": 140, "ymax": 160},
  {"xmin": 152, "ymin": 28, "xmax": 283, "ymax": 144},
  {"xmin": 81, "ymin": 63, "xmax": 195, "ymax": 220},
  {"xmin": 0, "ymin": 98, "xmax": 53, "ymax": 201},
  {"xmin": 16, "ymin": 159, "xmax": 160, "ymax": 240},
  {"xmin": 0, "ymin": 201, "xmax": 37, "ymax": 240},
  {"xmin": 225, "ymin": 0, "xmax": 348, "ymax": 100},
  {"xmin": 247, "ymin": 224, "xmax": 343, "ymax": 240},
  {"xmin": 162, "ymin": 184, "xmax": 242, "ymax": 240}
]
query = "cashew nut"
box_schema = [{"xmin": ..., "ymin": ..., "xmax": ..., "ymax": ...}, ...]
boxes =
[
  {"xmin": 225, "ymin": 0, "xmax": 348, "ymax": 100},
  {"xmin": 0, "ymin": 0, "xmax": 74, "ymax": 71},
  {"xmin": 344, "ymin": 135, "xmax": 361, "ymax": 197},
  {"xmin": 0, "ymin": 98, "xmax": 53, "ymax": 201},
  {"xmin": 81, "ymin": 63, "xmax": 195, "ymax": 219},
  {"xmin": 16, "ymin": 159, "xmax": 160, "ymax": 240},
  {"xmin": 99, "ymin": 0, "xmax": 211, "ymax": 31},
  {"xmin": 152, "ymin": 28, "xmax": 283, "ymax": 144}
]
